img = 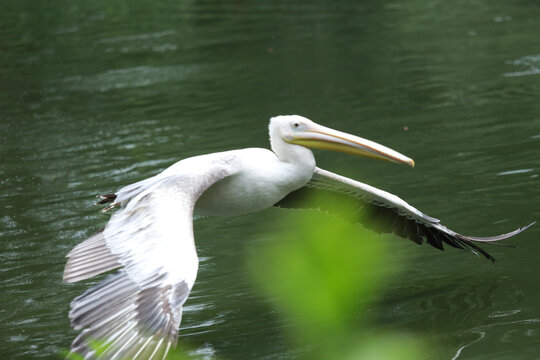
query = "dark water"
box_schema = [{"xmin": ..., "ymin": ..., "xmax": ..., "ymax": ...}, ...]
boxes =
[{"xmin": 1, "ymin": 0, "xmax": 540, "ymax": 359}]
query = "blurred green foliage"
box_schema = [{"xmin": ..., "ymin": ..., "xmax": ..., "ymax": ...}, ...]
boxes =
[{"xmin": 250, "ymin": 196, "xmax": 429, "ymax": 359}]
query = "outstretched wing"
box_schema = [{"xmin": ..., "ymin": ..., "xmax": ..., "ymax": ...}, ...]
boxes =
[
  {"xmin": 63, "ymin": 154, "xmax": 238, "ymax": 360},
  {"xmin": 275, "ymin": 167, "xmax": 534, "ymax": 262}
]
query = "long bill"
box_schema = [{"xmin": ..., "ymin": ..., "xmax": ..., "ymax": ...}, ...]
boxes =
[{"xmin": 288, "ymin": 122, "xmax": 415, "ymax": 167}]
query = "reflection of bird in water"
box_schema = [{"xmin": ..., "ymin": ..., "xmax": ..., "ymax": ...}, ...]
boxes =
[{"xmin": 63, "ymin": 115, "xmax": 533, "ymax": 359}]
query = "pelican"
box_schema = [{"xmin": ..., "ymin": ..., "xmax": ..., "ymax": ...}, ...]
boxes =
[{"xmin": 63, "ymin": 115, "xmax": 533, "ymax": 359}]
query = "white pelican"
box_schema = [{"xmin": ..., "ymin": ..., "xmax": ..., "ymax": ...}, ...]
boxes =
[{"xmin": 63, "ymin": 115, "xmax": 533, "ymax": 360}]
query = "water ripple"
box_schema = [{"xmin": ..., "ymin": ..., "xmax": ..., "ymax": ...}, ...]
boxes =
[
  {"xmin": 497, "ymin": 169, "xmax": 534, "ymax": 176},
  {"xmin": 489, "ymin": 309, "xmax": 521, "ymax": 318},
  {"xmin": 504, "ymin": 54, "xmax": 540, "ymax": 77},
  {"xmin": 96, "ymin": 30, "xmax": 176, "ymax": 44},
  {"xmin": 61, "ymin": 65, "xmax": 200, "ymax": 92}
]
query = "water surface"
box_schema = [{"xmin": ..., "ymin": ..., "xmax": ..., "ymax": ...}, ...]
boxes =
[{"xmin": 1, "ymin": 1, "xmax": 540, "ymax": 359}]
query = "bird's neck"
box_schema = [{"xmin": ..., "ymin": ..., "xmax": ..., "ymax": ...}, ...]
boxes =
[{"xmin": 270, "ymin": 136, "xmax": 316, "ymax": 171}]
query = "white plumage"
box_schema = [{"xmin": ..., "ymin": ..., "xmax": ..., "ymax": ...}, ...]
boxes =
[{"xmin": 64, "ymin": 115, "xmax": 532, "ymax": 359}]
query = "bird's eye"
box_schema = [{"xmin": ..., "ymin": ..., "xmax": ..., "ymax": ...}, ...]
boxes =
[{"xmin": 294, "ymin": 123, "xmax": 299, "ymax": 128}]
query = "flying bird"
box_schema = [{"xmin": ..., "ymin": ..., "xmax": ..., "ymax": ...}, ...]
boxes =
[{"xmin": 63, "ymin": 115, "xmax": 533, "ymax": 359}]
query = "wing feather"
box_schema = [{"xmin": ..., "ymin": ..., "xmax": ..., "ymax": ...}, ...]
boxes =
[
  {"xmin": 64, "ymin": 154, "xmax": 239, "ymax": 360},
  {"xmin": 63, "ymin": 230, "xmax": 121, "ymax": 283},
  {"xmin": 275, "ymin": 167, "xmax": 534, "ymax": 262}
]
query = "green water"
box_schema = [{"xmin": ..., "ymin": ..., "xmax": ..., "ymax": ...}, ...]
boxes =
[{"xmin": 1, "ymin": 1, "xmax": 540, "ymax": 359}]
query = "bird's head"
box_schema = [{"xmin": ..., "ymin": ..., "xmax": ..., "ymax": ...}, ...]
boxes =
[{"xmin": 269, "ymin": 115, "xmax": 415, "ymax": 167}]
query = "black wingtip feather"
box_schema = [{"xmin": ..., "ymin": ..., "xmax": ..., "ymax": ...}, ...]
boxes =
[
  {"xmin": 275, "ymin": 182, "xmax": 535, "ymax": 263},
  {"xmin": 96, "ymin": 193, "xmax": 117, "ymax": 205}
]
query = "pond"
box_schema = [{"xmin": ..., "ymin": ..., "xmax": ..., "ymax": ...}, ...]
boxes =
[{"xmin": 1, "ymin": 1, "xmax": 539, "ymax": 359}]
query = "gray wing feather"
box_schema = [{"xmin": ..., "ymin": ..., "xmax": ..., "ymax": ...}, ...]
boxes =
[{"xmin": 64, "ymin": 154, "xmax": 239, "ymax": 360}]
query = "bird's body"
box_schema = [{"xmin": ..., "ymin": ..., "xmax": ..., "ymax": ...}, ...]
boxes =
[
  {"xmin": 63, "ymin": 115, "xmax": 533, "ymax": 360},
  {"xmin": 196, "ymin": 147, "xmax": 314, "ymax": 216}
]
